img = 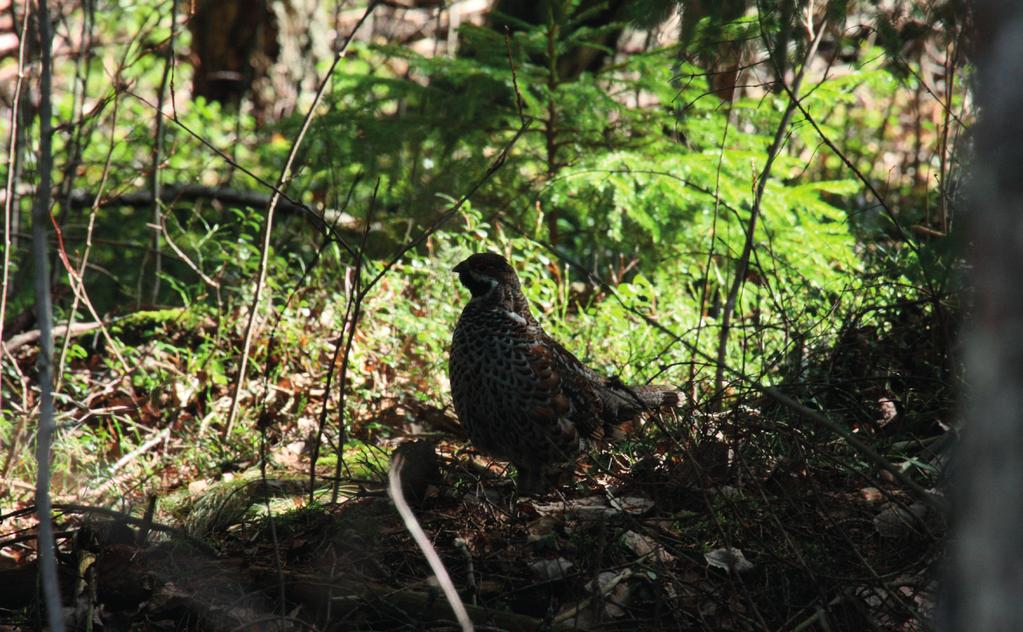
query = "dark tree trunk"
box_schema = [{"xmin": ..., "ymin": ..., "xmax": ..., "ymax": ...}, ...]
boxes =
[
  {"xmin": 942, "ymin": 1, "xmax": 1023, "ymax": 629},
  {"xmin": 188, "ymin": 0, "xmax": 328, "ymax": 122},
  {"xmin": 189, "ymin": 0, "xmax": 278, "ymax": 108}
]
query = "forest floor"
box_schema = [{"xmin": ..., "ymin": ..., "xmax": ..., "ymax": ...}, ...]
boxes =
[{"xmin": 0, "ymin": 298, "xmax": 953, "ymax": 631}]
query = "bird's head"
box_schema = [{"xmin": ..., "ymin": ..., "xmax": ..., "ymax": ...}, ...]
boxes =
[{"xmin": 453, "ymin": 252, "xmax": 520, "ymax": 298}]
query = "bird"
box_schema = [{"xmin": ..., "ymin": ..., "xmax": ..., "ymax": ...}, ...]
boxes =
[{"xmin": 448, "ymin": 252, "xmax": 679, "ymax": 494}]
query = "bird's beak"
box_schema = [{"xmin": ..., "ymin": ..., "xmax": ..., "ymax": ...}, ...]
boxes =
[{"xmin": 453, "ymin": 261, "xmax": 467, "ymax": 274}]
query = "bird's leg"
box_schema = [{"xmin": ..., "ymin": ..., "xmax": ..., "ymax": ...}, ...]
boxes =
[
  {"xmin": 514, "ymin": 465, "xmax": 545, "ymax": 497},
  {"xmin": 549, "ymin": 464, "xmax": 575, "ymax": 491}
]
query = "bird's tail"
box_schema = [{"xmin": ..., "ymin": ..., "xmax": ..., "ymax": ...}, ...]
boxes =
[{"xmin": 601, "ymin": 379, "xmax": 681, "ymax": 423}]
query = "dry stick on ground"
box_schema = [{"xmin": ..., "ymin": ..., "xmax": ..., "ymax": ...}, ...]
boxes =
[
  {"xmin": 98, "ymin": 427, "xmax": 172, "ymax": 484},
  {"xmin": 89, "ymin": 429, "xmax": 175, "ymax": 499},
  {"xmin": 0, "ymin": 5, "xmax": 31, "ymax": 417},
  {"xmin": 224, "ymin": 1, "xmax": 379, "ymax": 438},
  {"xmin": 712, "ymin": 8, "xmax": 827, "ymax": 406},
  {"xmin": 29, "ymin": 0, "xmax": 65, "ymax": 628},
  {"xmin": 389, "ymin": 455, "xmax": 474, "ymax": 632},
  {"xmin": 8, "ymin": 321, "xmax": 103, "ymax": 354}
]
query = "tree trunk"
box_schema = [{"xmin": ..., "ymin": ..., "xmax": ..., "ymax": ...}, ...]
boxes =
[
  {"xmin": 942, "ymin": 2, "xmax": 1023, "ymax": 629},
  {"xmin": 188, "ymin": 0, "xmax": 329, "ymax": 122}
]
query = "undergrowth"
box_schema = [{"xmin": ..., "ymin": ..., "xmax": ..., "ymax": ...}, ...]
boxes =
[{"xmin": 0, "ymin": 1, "xmax": 967, "ymax": 629}]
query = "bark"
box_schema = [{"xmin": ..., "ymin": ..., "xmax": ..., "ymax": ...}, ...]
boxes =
[
  {"xmin": 189, "ymin": 0, "xmax": 329, "ymax": 122},
  {"xmin": 941, "ymin": 1, "xmax": 1023, "ymax": 629}
]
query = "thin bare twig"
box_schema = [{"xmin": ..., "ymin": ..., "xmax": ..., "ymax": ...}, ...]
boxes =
[
  {"xmin": 155, "ymin": 216, "xmax": 221, "ymax": 289},
  {"xmin": 147, "ymin": 0, "xmax": 178, "ymax": 304},
  {"xmin": 713, "ymin": 7, "xmax": 827, "ymax": 404},
  {"xmin": 0, "ymin": 4, "xmax": 31, "ymax": 415},
  {"xmin": 224, "ymin": 1, "xmax": 378, "ymax": 437},
  {"xmin": 328, "ymin": 181, "xmax": 377, "ymax": 503},
  {"xmin": 249, "ymin": 180, "xmax": 364, "ymax": 627},
  {"xmin": 54, "ymin": 0, "xmax": 96, "ymax": 252},
  {"xmin": 503, "ymin": 27, "xmax": 526, "ymax": 125},
  {"xmin": 56, "ymin": 83, "xmax": 123, "ymax": 391},
  {"xmin": 306, "ymin": 178, "xmax": 374, "ymax": 505},
  {"xmin": 691, "ymin": 97, "xmax": 733, "ymax": 393},
  {"xmin": 49, "ymin": 217, "xmax": 132, "ymax": 373},
  {"xmin": 249, "ymin": 175, "xmax": 361, "ymax": 502},
  {"xmin": 0, "ymin": 342, "xmax": 31, "ymax": 485}
]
